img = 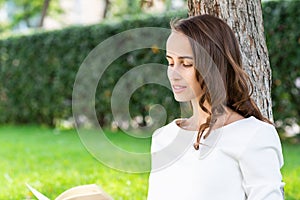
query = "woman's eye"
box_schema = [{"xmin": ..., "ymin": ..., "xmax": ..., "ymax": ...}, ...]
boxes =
[
  {"xmin": 183, "ymin": 63, "xmax": 193, "ymax": 67},
  {"xmin": 168, "ymin": 63, "xmax": 174, "ymax": 66}
]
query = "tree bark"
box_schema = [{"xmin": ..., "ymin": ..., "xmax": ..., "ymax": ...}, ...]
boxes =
[{"xmin": 187, "ymin": 0, "xmax": 273, "ymax": 120}]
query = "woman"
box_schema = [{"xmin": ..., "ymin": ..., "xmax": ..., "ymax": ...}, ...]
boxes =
[{"xmin": 147, "ymin": 14, "xmax": 284, "ymax": 200}]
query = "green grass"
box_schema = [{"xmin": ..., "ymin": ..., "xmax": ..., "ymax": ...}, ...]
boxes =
[
  {"xmin": 0, "ymin": 125, "xmax": 299, "ymax": 200},
  {"xmin": 0, "ymin": 125, "xmax": 151, "ymax": 200},
  {"xmin": 281, "ymin": 142, "xmax": 300, "ymax": 200}
]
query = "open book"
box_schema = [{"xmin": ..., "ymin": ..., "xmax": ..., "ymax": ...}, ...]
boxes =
[{"xmin": 26, "ymin": 183, "xmax": 113, "ymax": 200}]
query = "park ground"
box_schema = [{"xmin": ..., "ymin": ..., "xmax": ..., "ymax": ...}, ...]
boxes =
[{"xmin": 0, "ymin": 125, "xmax": 299, "ymax": 200}]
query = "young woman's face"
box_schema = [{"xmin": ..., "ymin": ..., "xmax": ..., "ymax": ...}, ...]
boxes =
[{"xmin": 166, "ymin": 31, "xmax": 201, "ymax": 102}]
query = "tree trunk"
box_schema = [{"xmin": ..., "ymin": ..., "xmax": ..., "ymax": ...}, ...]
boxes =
[
  {"xmin": 39, "ymin": 0, "xmax": 51, "ymax": 27},
  {"xmin": 187, "ymin": 0, "xmax": 273, "ymax": 120},
  {"xmin": 103, "ymin": 0, "xmax": 111, "ymax": 19}
]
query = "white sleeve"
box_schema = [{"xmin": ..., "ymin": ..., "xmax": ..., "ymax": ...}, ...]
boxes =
[{"xmin": 238, "ymin": 124, "xmax": 285, "ymax": 200}]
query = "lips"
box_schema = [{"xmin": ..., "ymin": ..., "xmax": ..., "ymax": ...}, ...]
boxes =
[{"xmin": 172, "ymin": 85, "xmax": 187, "ymax": 93}]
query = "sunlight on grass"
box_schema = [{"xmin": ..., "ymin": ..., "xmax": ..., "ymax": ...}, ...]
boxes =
[
  {"xmin": 0, "ymin": 125, "xmax": 299, "ymax": 199},
  {"xmin": 282, "ymin": 143, "xmax": 300, "ymax": 200},
  {"xmin": 0, "ymin": 125, "xmax": 150, "ymax": 200}
]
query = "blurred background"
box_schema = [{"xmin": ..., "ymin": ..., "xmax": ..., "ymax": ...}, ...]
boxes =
[
  {"xmin": 0, "ymin": 0, "xmax": 299, "ymax": 140},
  {"xmin": 0, "ymin": 0, "xmax": 299, "ymax": 199},
  {"xmin": 0, "ymin": 0, "xmax": 183, "ymax": 35}
]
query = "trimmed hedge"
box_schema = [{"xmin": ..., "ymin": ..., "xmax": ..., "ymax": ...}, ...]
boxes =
[
  {"xmin": 0, "ymin": 12, "xmax": 187, "ymax": 126},
  {"xmin": 0, "ymin": 1, "xmax": 299, "ymax": 133},
  {"xmin": 263, "ymin": 1, "xmax": 300, "ymax": 132}
]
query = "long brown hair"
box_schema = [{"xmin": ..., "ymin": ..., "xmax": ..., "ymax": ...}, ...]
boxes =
[{"xmin": 170, "ymin": 14, "xmax": 271, "ymax": 150}]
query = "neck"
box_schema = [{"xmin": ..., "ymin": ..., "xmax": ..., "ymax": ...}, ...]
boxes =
[
  {"xmin": 182, "ymin": 98, "xmax": 210, "ymax": 130},
  {"xmin": 189, "ymin": 99, "xmax": 238, "ymax": 127}
]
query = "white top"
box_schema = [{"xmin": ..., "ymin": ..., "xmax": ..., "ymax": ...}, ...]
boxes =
[{"xmin": 147, "ymin": 116, "xmax": 285, "ymax": 200}]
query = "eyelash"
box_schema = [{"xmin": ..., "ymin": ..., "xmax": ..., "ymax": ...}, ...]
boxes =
[{"xmin": 168, "ymin": 63, "xmax": 193, "ymax": 67}]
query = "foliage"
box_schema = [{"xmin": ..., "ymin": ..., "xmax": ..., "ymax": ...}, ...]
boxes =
[
  {"xmin": 0, "ymin": 1, "xmax": 299, "ymax": 135},
  {"xmin": 262, "ymin": 1, "xmax": 300, "ymax": 134},
  {"xmin": 0, "ymin": 0, "xmax": 62, "ymax": 32},
  {"xmin": 0, "ymin": 0, "xmax": 178, "ymax": 35},
  {"xmin": 107, "ymin": 0, "xmax": 142, "ymax": 17},
  {"xmin": 107, "ymin": 0, "xmax": 176, "ymax": 18},
  {"xmin": 0, "ymin": 11, "xmax": 186, "ymax": 126}
]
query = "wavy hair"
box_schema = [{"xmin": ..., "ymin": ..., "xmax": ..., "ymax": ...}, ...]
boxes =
[{"xmin": 170, "ymin": 14, "xmax": 271, "ymax": 150}]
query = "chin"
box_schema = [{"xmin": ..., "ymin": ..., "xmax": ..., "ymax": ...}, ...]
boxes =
[{"xmin": 174, "ymin": 95, "xmax": 191, "ymax": 102}]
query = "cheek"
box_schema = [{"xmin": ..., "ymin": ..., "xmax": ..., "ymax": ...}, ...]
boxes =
[
  {"xmin": 167, "ymin": 67, "xmax": 172, "ymax": 80},
  {"xmin": 187, "ymin": 71, "xmax": 201, "ymax": 91},
  {"xmin": 185, "ymin": 70, "xmax": 197, "ymax": 84},
  {"xmin": 191, "ymin": 80, "xmax": 201, "ymax": 92},
  {"xmin": 167, "ymin": 67, "xmax": 183, "ymax": 81}
]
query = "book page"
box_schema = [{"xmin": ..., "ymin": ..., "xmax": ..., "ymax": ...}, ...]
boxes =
[
  {"xmin": 26, "ymin": 183, "xmax": 50, "ymax": 200},
  {"xmin": 55, "ymin": 184, "xmax": 113, "ymax": 200}
]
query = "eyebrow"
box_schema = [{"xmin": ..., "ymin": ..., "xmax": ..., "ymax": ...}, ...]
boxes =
[{"xmin": 166, "ymin": 55, "xmax": 193, "ymax": 60}]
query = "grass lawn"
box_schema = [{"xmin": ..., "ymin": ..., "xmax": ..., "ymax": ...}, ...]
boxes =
[
  {"xmin": 281, "ymin": 141, "xmax": 300, "ymax": 200},
  {"xmin": 0, "ymin": 125, "xmax": 151, "ymax": 200},
  {"xmin": 0, "ymin": 125, "xmax": 299, "ymax": 200}
]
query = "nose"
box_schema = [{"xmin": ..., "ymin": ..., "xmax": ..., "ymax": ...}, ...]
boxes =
[{"xmin": 167, "ymin": 65, "xmax": 182, "ymax": 81}]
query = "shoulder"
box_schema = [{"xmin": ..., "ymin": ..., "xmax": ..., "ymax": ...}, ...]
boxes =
[
  {"xmin": 238, "ymin": 117, "xmax": 283, "ymax": 166},
  {"xmin": 220, "ymin": 116, "xmax": 282, "ymax": 162},
  {"xmin": 242, "ymin": 116, "xmax": 282, "ymax": 149},
  {"xmin": 151, "ymin": 118, "xmax": 183, "ymax": 152},
  {"xmin": 224, "ymin": 116, "xmax": 278, "ymax": 140},
  {"xmin": 152, "ymin": 119, "xmax": 178, "ymax": 138},
  {"xmin": 240, "ymin": 116, "xmax": 279, "ymax": 143}
]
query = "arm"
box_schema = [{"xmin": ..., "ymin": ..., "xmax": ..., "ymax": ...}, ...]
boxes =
[{"xmin": 239, "ymin": 124, "xmax": 285, "ymax": 200}]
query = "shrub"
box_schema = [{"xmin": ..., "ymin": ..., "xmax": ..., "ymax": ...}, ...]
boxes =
[
  {"xmin": 0, "ymin": 11, "xmax": 186, "ymax": 126},
  {"xmin": 0, "ymin": 1, "xmax": 299, "ymax": 136},
  {"xmin": 263, "ymin": 1, "xmax": 300, "ymax": 135}
]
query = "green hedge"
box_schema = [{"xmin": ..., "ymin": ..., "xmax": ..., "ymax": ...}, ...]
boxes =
[
  {"xmin": 0, "ymin": 1, "xmax": 299, "ymax": 133},
  {"xmin": 0, "ymin": 12, "xmax": 186, "ymax": 126},
  {"xmin": 263, "ymin": 1, "xmax": 300, "ymax": 132}
]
